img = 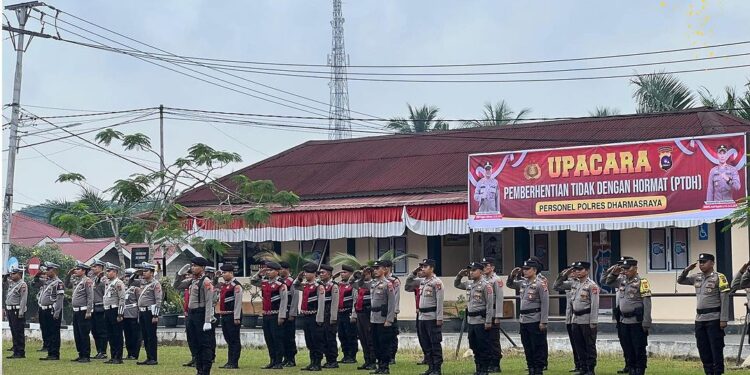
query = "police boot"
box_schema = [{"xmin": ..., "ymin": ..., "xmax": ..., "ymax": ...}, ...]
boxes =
[
  {"xmin": 618, "ymin": 367, "xmax": 630, "ymax": 374},
  {"xmin": 429, "ymin": 366, "xmax": 442, "ymax": 375},
  {"xmin": 420, "ymin": 365, "xmax": 434, "ymax": 375}
]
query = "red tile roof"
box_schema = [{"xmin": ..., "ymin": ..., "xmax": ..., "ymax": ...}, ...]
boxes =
[
  {"xmin": 176, "ymin": 109, "xmax": 750, "ymax": 205},
  {"xmin": 10, "ymin": 212, "xmax": 86, "ymax": 247},
  {"xmin": 54, "ymin": 239, "xmax": 115, "ymax": 263}
]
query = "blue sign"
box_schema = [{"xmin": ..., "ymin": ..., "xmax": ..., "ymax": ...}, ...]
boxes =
[
  {"xmin": 6, "ymin": 257, "xmax": 18, "ymax": 271},
  {"xmin": 698, "ymin": 223, "xmax": 709, "ymax": 241}
]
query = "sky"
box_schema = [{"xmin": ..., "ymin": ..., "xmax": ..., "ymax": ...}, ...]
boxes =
[{"xmin": 2, "ymin": 0, "xmax": 750, "ymax": 209}]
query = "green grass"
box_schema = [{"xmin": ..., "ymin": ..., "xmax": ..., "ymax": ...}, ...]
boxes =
[{"xmin": 1, "ymin": 340, "xmax": 738, "ymax": 374}]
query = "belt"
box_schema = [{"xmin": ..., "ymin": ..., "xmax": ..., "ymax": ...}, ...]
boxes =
[
  {"xmin": 94, "ymin": 303, "xmax": 104, "ymax": 306},
  {"xmin": 40, "ymin": 305, "xmax": 53, "ymax": 310},
  {"xmin": 371, "ymin": 306, "xmax": 383, "ymax": 312},
  {"xmin": 139, "ymin": 307, "xmax": 151, "ymax": 312},
  {"xmin": 300, "ymin": 310, "xmax": 317, "ymax": 315},
  {"xmin": 104, "ymin": 304, "xmax": 119, "ymax": 310},
  {"xmin": 697, "ymin": 307, "xmax": 721, "ymax": 314},
  {"xmin": 263, "ymin": 310, "xmax": 279, "ymax": 315},
  {"xmin": 419, "ymin": 306, "xmax": 437, "ymax": 313},
  {"xmin": 123, "ymin": 303, "xmax": 137, "ymax": 309},
  {"xmin": 189, "ymin": 307, "xmax": 206, "ymax": 312},
  {"xmin": 72, "ymin": 306, "xmax": 88, "ymax": 312},
  {"xmin": 573, "ymin": 308, "xmax": 591, "ymax": 316},
  {"xmin": 520, "ymin": 307, "xmax": 542, "ymax": 314},
  {"xmin": 356, "ymin": 308, "xmax": 371, "ymax": 314},
  {"xmin": 338, "ymin": 308, "xmax": 352, "ymax": 313},
  {"xmin": 467, "ymin": 310, "xmax": 487, "ymax": 317},
  {"xmin": 6, "ymin": 305, "xmax": 20, "ymax": 310}
]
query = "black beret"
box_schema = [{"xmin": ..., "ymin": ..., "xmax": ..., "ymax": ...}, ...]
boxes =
[
  {"xmin": 419, "ymin": 259, "xmax": 436, "ymax": 268},
  {"xmin": 303, "ymin": 263, "xmax": 318, "ymax": 273},
  {"xmin": 219, "ymin": 264, "xmax": 235, "ymax": 272},
  {"xmin": 618, "ymin": 256, "xmax": 634, "ymax": 265},
  {"xmin": 698, "ymin": 253, "xmax": 715, "ymax": 262},
  {"xmin": 572, "ymin": 261, "xmax": 591, "ymax": 269},
  {"xmin": 468, "ymin": 262, "xmax": 484, "ymax": 270},
  {"xmin": 481, "ymin": 257, "xmax": 495, "ymax": 265},
  {"xmin": 621, "ymin": 259, "xmax": 638, "ymax": 267},
  {"xmin": 279, "ymin": 261, "xmax": 290, "ymax": 269},
  {"xmin": 265, "ymin": 262, "xmax": 281, "ymax": 270},
  {"xmin": 341, "ymin": 264, "xmax": 355, "ymax": 272},
  {"xmin": 380, "ymin": 260, "xmax": 393, "ymax": 268},
  {"xmin": 191, "ymin": 257, "xmax": 210, "ymax": 267},
  {"xmin": 319, "ymin": 264, "xmax": 333, "ymax": 272}
]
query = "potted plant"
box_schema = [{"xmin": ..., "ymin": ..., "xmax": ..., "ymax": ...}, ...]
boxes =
[
  {"xmin": 442, "ymin": 295, "xmax": 467, "ymax": 332},
  {"xmin": 241, "ymin": 282, "xmax": 262, "ymax": 328},
  {"xmin": 160, "ymin": 276, "xmax": 184, "ymax": 328}
]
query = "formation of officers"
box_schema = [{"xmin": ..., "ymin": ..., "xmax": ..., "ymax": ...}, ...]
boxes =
[{"xmin": 4, "ymin": 252, "xmax": 749, "ymax": 375}]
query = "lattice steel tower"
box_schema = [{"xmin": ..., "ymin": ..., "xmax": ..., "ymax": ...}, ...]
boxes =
[{"xmin": 327, "ymin": 0, "xmax": 352, "ymax": 140}]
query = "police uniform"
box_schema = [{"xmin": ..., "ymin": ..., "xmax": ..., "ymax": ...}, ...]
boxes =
[
  {"xmin": 405, "ymin": 269, "xmax": 428, "ymax": 366},
  {"xmin": 185, "ymin": 257, "xmax": 215, "ymax": 374},
  {"xmin": 384, "ymin": 261, "xmax": 400, "ymax": 365},
  {"xmin": 475, "ymin": 162, "xmax": 499, "ymax": 213},
  {"xmin": 370, "ymin": 261, "xmax": 396, "ymax": 374},
  {"xmin": 337, "ymin": 264, "xmax": 359, "ymax": 363},
  {"xmin": 482, "ymin": 256, "xmax": 505, "ymax": 372},
  {"xmin": 352, "ymin": 267, "xmax": 376, "ymax": 370},
  {"xmin": 604, "ymin": 259, "xmax": 651, "ymax": 375},
  {"xmin": 557, "ymin": 261, "xmax": 600, "ymax": 375},
  {"xmin": 174, "ymin": 266, "xmax": 197, "ymax": 366},
  {"xmin": 317, "ymin": 264, "xmax": 340, "ymax": 368},
  {"xmin": 295, "ymin": 262, "xmax": 325, "ymax": 371},
  {"xmin": 90, "ymin": 259, "xmax": 109, "ymax": 358},
  {"xmin": 37, "ymin": 262, "xmax": 64, "ymax": 360},
  {"xmin": 677, "ymin": 253, "xmax": 730, "ymax": 375},
  {"xmin": 554, "ymin": 263, "xmax": 582, "ymax": 373},
  {"xmin": 602, "ymin": 256, "xmax": 634, "ymax": 374},
  {"xmin": 416, "ymin": 259, "xmax": 444, "ymax": 375},
  {"xmin": 32, "ymin": 269, "xmax": 50, "ymax": 353},
  {"xmin": 66, "ymin": 261, "xmax": 95, "ymax": 362},
  {"xmin": 136, "ymin": 262, "xmax": 163, "ymax": 366},
  {"xmin": 100, "ymin": 263, "xmax": 126, "ymax": 364},
  {"xmin": 279, "ymin": 262, "xmax": 298, "ymax": 367},
  {"xmin": 122, "ymin": 268, "xmax": 142, "ymax": 360},
  {"xmin": 706, "ymin": 145, "xmax": 741, "ymax": 202},
  {"xmin": 5, "ymin": 266, "xmax": 28, "ymax": 359},
  {"xmin": 509, "ymin": 259, "xmax": 549, "ymax": 375},
  {"xmin": 216, "ymin": 264, "xmax": 243, "ymax": 369},
  {"xmin": 251, "ymin": 261, "xmax": 288, "ymax": 369},
  {"xmin": 730, "ymin": 266, "xmax": 750, "ymax": 318},
  {"xmin": 455, "ymin": 262, "xmax": 495, "ymax": 375}
]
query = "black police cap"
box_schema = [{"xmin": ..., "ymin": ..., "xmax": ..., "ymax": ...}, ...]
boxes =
[
  {"xmin": 219, "ymin": 264, "xmax": 235, "ymax": 272},
  {"xmin": 698, "ymin": 253, "xmax": 715, "ymax": 262},
  {"xmin": 341, "ymin": 264, "xmax": 355, "ymax": 272},
  {"xmin": 191, "ymin": 257, "xmax": 210, "ymax": 267}
]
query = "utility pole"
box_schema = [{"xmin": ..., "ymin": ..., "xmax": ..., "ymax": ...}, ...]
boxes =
[
  {"xmin": 2, "ymin": 1, "xmax": 43, "ymax": 272},
  {"xmin": 327, "ymin": 0, "xmax": 352, "ymax": 140},
  {"xmin": 159, "ymin": 104, "xmax": 165, "ymax": 172}
]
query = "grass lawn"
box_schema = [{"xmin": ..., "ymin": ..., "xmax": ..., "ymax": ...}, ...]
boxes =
[{"xmin": 1, "ymin": 339, "xmax": 736, "ymax": 374}]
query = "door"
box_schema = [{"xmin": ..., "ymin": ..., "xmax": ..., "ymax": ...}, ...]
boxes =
[{"xmin": 589, "ymin": 231, "xmax": 613, "ymax": 310}]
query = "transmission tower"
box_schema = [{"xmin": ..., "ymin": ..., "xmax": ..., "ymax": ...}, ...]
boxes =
[{"xmin": 327, "ymin": 0, "xmax": 352, "ymax": 140}]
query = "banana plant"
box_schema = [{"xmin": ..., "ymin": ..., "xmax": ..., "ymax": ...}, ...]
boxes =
[
  {"xmin": 253, "ymin": 251, "xmax": 315, "ymax": 276},
  {"xmin": 330, "ymin": 249, "xmax": 419, "ymax": 270}
]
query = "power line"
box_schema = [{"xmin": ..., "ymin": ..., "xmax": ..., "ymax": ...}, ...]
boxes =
[{"xmin": 20, "ymin": 139, "xmax": 102, "ymax": 191}]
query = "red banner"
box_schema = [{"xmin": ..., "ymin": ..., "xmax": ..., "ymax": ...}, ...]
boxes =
[{"xmin": 468, "ymin": 133, "xmax": 747, "ymax": 231}]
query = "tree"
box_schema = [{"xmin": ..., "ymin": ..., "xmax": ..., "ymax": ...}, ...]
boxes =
[
  {"xmin": 588, "ymin": 106, "xmax": 621, "ymax": 117},
  {"xmin": 462, "ymin": 101, "xmax": 531, "ymax": 127},
  {"xmin": 631, "ymin": 72, "xmax": 695, "ymax": 113},
  {"xmin": 387, "ymin": 104, "xmax": 449, "ymax": 133},
  {"xmin": 254, "ymin": 251, "xmax": 315, "ymax": 276},
  {"xmin": 698, "ymin": 80, "xmax": 750, "ymax": 121},
  {"xmin": 331, "ymin": 249, "xmax": 418, "ymax": 270}
]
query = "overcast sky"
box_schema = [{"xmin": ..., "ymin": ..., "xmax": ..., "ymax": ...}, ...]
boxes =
[{"xmin": 3, "ymin": 0, "xmax": 749, "ymax": 208}]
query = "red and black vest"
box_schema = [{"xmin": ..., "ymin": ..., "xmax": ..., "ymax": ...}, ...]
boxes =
[
  {"xmin": 300, "ymin": 282, "xmax": 319, "ymax": 312},
  {"xmin": 282, "ymin": 277, "xmax": 294, "ymax": 311},
  {"xmin": 338, "ymin": 282, "xmax": 354, "ymax": 312},
  {"xmin": 355, "ymin": 285, "xmax": 371, "ymax": 313},
  {"xmin": 321, "ymin": 280, "xmax": 335, "ymax": 314},
  {"xmin": 261, "ymin": 278, "xmax": 283, "ymax": 313},
  {"xmin": 219, "ymin": 279, "xmax": 240, "ymax": 312}
]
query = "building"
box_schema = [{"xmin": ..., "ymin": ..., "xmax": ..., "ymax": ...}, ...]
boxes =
[{"xmin": 177, "ymin": 109, "xmax": 750, "ymax": 322}]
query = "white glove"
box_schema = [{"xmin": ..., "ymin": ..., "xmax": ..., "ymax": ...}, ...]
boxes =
[{"xmin": 203, "ymin": 323, "xmax": 212, "ymax": 331}]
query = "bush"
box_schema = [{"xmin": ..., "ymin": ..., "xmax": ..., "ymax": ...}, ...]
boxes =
[{"xmin": 160, "ymin": 276, "xmax": 184, "ymax": 315}]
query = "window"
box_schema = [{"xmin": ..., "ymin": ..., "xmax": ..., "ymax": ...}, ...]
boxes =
[
  {"xmin": 531, "ymin": 232, "xmax": 549, "ymax": 272},
  {"xmin": 300, "ymin": 240, "xmax": 330, "ymax": 265},
  {"xmin": 648, "ymin": 228, "xmax": 689, "ymax": 271},
  {"xmin": 377, "ymin": 237, "xmax": 407, "ymax": 274},
  {"xmin": 243, "ymin": 241, "xmax": 275, "ymax": 276}
]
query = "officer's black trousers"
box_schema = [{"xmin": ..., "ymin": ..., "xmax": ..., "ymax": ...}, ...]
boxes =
[
  {"xmin": 301, "ymin": 314, "xmax": 324, "ymax": 365},
  {"xmin": 91, "ymin": 308, "xmax": 108, "ymax": 354},
  {"xmin": 417, "ymin": 319, "xmax": 443, "ymax": 369},
  {"xmin": 187, "ymin": 308, "xmax": 214, "ymax": 374},
  {"xmin": 468, "ymin": 323, "xmax": 491, "ymax": 370},
  {"xmin": 520, "ymin": 322, "xmax": 547, "ymax": 371},
  {"xmin": 566, "ymin": 323, "xmax": 582, "ymax": 370},
  {"xmin": 72, "ymin": 310, "xmax": 92, "ymax": 359},
  {"xmin": 221, "ymin": 314, "xmax": 241, "ymax": 366},
  {"xmin": 184, "ymin": 313, "xmax": 196, "ymax": 360},
  {"xmin": 262, "ymin": 314, "xmax": 284, "ymax": 365},
  {"xmin": 38, "ymin": 309, "xmax": 49, "ymax": 349},
  {"xmin": 39, "ymin": 308, "xmax": 60, "ymax": 357},
  {"xmin": 695, "ymin": 319, "xmax": 725, "ymax": 374},
  {"xmin": 337, "ymin": 311, "xmax": 358, "ymax": 359},
  {"xmin": 389, "ymin": 317, "xmax": 399, "ymax": 362},
  {"xmin": 356, "ymin": 312, "xmax": 375, "ymax": 365},
  {"xmin": 416, "ymin": 313, "xmax": 428, "ymax": 361},
  {"xmin": 282, "ymin": 317, "xmax": 297, "ymax": 362},
  {"xmin": 322, "ymin": 314, "xmax": 339, "ymax": 363},
  {"xmin": 488, "ymin": 321, "xmax": 503, "ymax": 366},
  {"xmin": 122, "ymin": 317, "xmax": 141, "ymax": 359},
  {"xmin": 104, "ymin": 308, "xmax": 124, "ymax": 360},
  {"xmin": 571, "ymin": 323, "xmax": 597, "ymax": 371},
  {"xmin": 372, "ymin": 322, "xmax": 395, "ymax": 369},
  {"xmin": 617, "ymin": 320, "xmax": 631, "ymax": 368},
  {"xmin": 621, "ymin": 322, "xmax": 648, "ymax": 371},
  {"xmin": 7, "ymin": 309, "xmax": 25, "ymax": 356},
  {"xmin": 138, "ymin": 310, "xmax": 158, "ymax": 362}
]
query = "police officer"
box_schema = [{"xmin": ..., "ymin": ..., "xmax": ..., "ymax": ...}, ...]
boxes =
[
  {"xmin": 174, "ymin": 264, "xmax": 197, "ymax": 366},
  {"xmin": 217, "ymin": 264, "xmax": 243, "ymax": 369},
  {"xmin": 455, "ymin": 262, "xmax": 494, "ymax": 375},
  {"xmin": 186, "ymin": 257, "xmax": 215, "ymax": 374},
  {"xmin": 317, "ymin": 264, "xmax": 340, "ymax": 368},
  {"xmin": 296, "ymin": 262, "xmax": 324, "ymax": 371},
  {"xmin": 417, "ymin": 259, "xmax": 444, "ymax": 375},
  {"xmin": 383, "ymin": 260, "xmax": 400, "ymax": 366},
  {"xmin": 335, "ymin": 264, "xmax": 358, "ymax": 364},
  {"xmin": 38, "ymin": 262, "xmax": 64, "ymax": 360},
  {"xmin": 370, "ymin": 260, "xmax": 396, "ymax": 374},
  {"xmin": 205, "ymin": 265, "xmax": 219, "ymax": 365},
  {"xmin": 482, "ymin": 256, "xmax": 504, "ymax": 373},
  {"xmin": 101, "ymin": 263, "xmax": 126, "ymax": 364},
  {"xmin": 554, "ymin": 263, "xmax": 582, "ymax": 374},
  {"xmin": 136, "ymin": 262, "xmax": 162, "ymax": 366},
  {"xmin": 121, "ymin": 268, "xmax": 142, "ymax": 360},
  {"xmin": 89, "ymin": 259, "xmax": 109, "ymax": 359},
  {"xmin": 65, "ymin": 261, "xmax": 94, "ymax": 363},
  {"xmin": 251, "ymin": 261, "xmax": 288, "ymax": 369},
  {"xmin": 352, "ymin": 266, "xmax": 376, "ymax": 370},
  {"xmin": 730, "ymin": 260, "xmax": 750, "ymax": 318},
  {"xmin": 677, "ymin": 253, "xmax": 730, "ymax": 375},
  {"xmin": 5, "ymin": 266, "xmax": 28, "ymax": 359},
  {"xmin": 405, "ymin": 266, "xmax": 428, "ymax": 366},
  {"xmin": 508, "ymin": 259, "xmax": 549, "ymax": 375},
  {"xmin": 279, "ymin": 261, "xmax": 298, "ymax": 367},
  {"xmin": 556, "ymin": 261, "xmax": 599, "ymax": 375},
  {"xmin": 604, "ymin": 259, "xmax": 651, "ymax": 375},
  {"xmin": 32, "ymin": 265, "xmax": 50, "ymax": 354},
  {"xmin": 602, "ymin": 256, "xmax": 634, "ymax": 375}
]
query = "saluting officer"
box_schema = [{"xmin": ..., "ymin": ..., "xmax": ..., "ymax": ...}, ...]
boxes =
[
  {"xmin": 174, "ymin": 264, "xmax": 198, "ymax": 367},
  {"xmin": 186, "ymin": 257, "xmax": 215, "ymax": 374},
  {"xmin": 317, "ymin": 264, "xmax": 340, "ymax": 369},
  {"xmin": 677, "ymin": 253, "xmax": 730, "ymax": 375},
  {"xmin": 251, "ymin": 261, "xmax": 289, "ymax": 369},
  {"xmin": 279, "ymin": 261, "xmax": 298, "ymax": 367},
  {"xmin": 65, "ymin": 261, "xmax": 95, "ymax": 363},
  {"xmin": 5, "ymin": 266, "xmax": 28, "ymax": 359},
  {"xmin": 217, "ymin": 264, "xmax": 243, "ymax": 369},
  {"xmin": 335, "ymin": 264, "xmax": 359, "ymax": 364},
  {"xmin": 554, "ymin": 263, "xmax": 582, "ymax": 374},
  {"xmin": 405, "ymin": 265, "xmax": 428, "ymax": 366},
  {"xmin": 604, "ymin": 259, "xmax": 651, "ymax": 375},
  {"xmin": 32, "ymin": 265, "xmax": 50, "ymax": 354},
  {"xmin": 417, "ymin": 259, "xmax": 444, "ymax": 375},
  {"xmin": 296, "ymin": 262, "xmax": 324, "ymax": 371},
  {"xmin": 352, "ymin": 266, "xmax": 376, "ymax": 370},
  {"xmin": 602, "ymin": 256, "xmax": 634, "ymax": 375},
  {"xmin": 136, "ymin": 262, "xmax": 162, "ymax": 366},
  {"xmin": 90, "ymin": 259, "xmax": 109, "ymax": 359},
  {"xmin": 509, "ymin": 259, "xmax": 549, "ymax": 375},
  {"xmin": 383, "ymin": 260, "xmax": 401, "ymax": 366},
  {"xmin": 102, "ymin": 263, "xmax": 126, "ymax": 364},
  {"xmin": 482, "ymin": 257, "xmax": 504, "ymax": 373},
  {"xmin": 121, "ymin": 268, "xmax": 142, "ymax": 361},
  {"xmin": 455, "ymin": 262, "xmax": 494, "ymax": 375},
  {"xmin": 556, "ymin": 261, "xmax": 599, "ymax": 375},
  {"xmin": 38, "ymin": 262, "xmax": 64, "ymax": 360},
  {"xmin": 370, "ymin": 260, "xmax": 396, "ymax": 375}
]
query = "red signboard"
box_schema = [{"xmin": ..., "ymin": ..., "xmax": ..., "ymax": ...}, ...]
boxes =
[
  {"xmin": 27, "ymin": 256, "xmax": 41, "ymax": 277},
  {"xmin": 468, "ymin": 133, "xmax": 747, "ymax": 231}
]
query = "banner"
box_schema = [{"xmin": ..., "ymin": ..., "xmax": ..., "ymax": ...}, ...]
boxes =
[{"xmin": 468, "ymin": 133, "xmax": 747, "ymax": 231}]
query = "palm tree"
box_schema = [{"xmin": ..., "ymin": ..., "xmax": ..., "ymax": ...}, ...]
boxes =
[
  {"xmin": 331, "ymin": 249, "xmax": 419, "ymax": 270},
  {"xmin": 631, "ymin": 72, "xmax": 695, "ymax": 113},
  {"xmin": 387, "ymin": 104, "xmax": 449, "ymax": 133},
  {"xmin": 698, "ymin": 80, "xmax": 750, "ymax": 121},
  {"xmin": 462, "ymin": 101, "xmax": 531, "ymax": 127},
  {"xmin": 588, "ymin": 106, "xmax": 621, "ymax": 117},
  {"xmin": 254, "ymin": 251, "xmax": 315, "ymax": 276}
]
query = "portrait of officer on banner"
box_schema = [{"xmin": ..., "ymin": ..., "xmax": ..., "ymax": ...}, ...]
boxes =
[
  {"xmin": 705, "ymin": 144, "xmax": 742, "ymax": 203},
  {"xmin": 474, "ymin": 162, "xmax": 500, "ymax": 214}
]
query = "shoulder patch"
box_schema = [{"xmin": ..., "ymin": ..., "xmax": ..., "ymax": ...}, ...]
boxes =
[
  {"xmin": 540, "ymin": 279, "xmax": 548, "ymax": 291},
  {"xmin": 718, "ymin": 273, "xmax": 729, "ymax": 292},
  {"xmin": 497, "ymin": 280, "xmax": 504, "ymax": 288},
  {"xmin": 85, "ymin": 279, "xmax": 93, "ymax": 286},
  {"xmin": 318, "ymin": 285, "xmax": 325, "ymax": 292},
  {"xmin": 234, "ymin": 285, "xmax": 242, "ymax": 293},
  {"xmin": 639, "ymin": 279, "xmax": 652, "ymax": 297},
  {"xmin": 591, "ymin": 286, "xmax": 599, "ymax": 294}
]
